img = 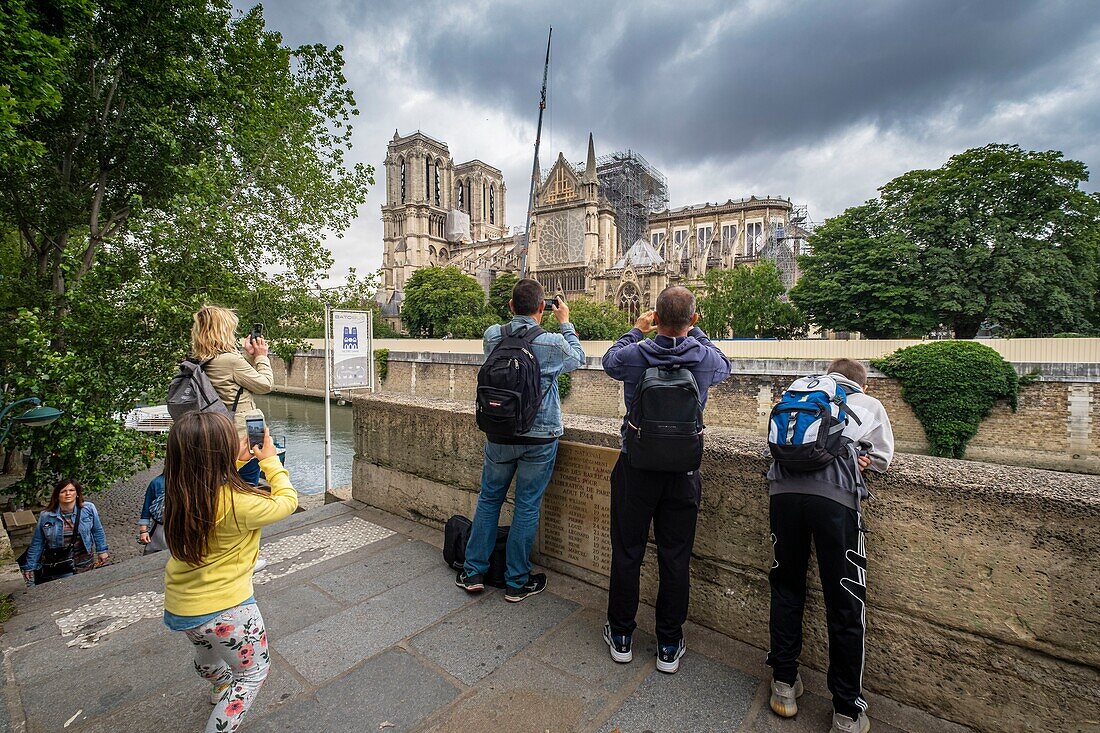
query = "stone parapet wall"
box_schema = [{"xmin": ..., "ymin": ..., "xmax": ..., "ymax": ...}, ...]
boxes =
[
  {"xmin": 293, "ymin": 350, "xmax": 1099, "ymax": 473},
  {"xmin": 350, "ymin": 392, "xmax": 1100, "ymax": 733}
]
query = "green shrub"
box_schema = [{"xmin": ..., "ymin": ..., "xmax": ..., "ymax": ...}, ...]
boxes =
[
  {"xmin": 872, "ymin": 341, "xmax": 1020, "ymax": 459},
  {"xmin": 557, "ymin": 372, "xmax": 572, "ymax": 400},
  {"xmin": 373, "ymin": 348, "xmax": 389, "ymax": 384}
]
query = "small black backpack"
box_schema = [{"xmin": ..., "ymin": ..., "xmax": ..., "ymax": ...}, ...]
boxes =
[
  {"xmin": 475, "ymin": 324, "xmax": 549, "ymax": 436},
  {"xmin": 166, "ymin": 358, "xmax": 242, "ymax": 421},
  {"xmin": 625, "ymin": 366, "xmax": 704, "ymax": 473}
]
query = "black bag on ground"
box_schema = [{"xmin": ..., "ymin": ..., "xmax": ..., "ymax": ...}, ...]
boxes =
[
  {"xmin": 443, "ymin": 514, "xmax": 510, "ymax": 589},
  {"xmin": 475, "ymin": 324, "xmax": 549, "ymax": 437},
  {"xmin": 625, "ymin": 365, "xmax": 704, "ymax": 473}
]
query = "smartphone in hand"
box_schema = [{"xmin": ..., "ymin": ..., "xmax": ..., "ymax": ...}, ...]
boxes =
[
  {"xmin": 543, "ymin": 298, "xmax": 557, "ymax": 310},
  {"xmin": 250, "ymin": 323, "xmax": 264, "ymax": 342},
  {"xmin": 246, "ymin": 416, "xmax": 266, "ymax": 451}
]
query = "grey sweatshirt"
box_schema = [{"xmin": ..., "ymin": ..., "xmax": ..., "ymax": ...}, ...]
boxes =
[{"xmin": 767, "ymin": 373, "xmax": 895, "ymax": 511}]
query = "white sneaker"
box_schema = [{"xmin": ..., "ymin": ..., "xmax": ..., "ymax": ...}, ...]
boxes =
[
  {"xmin": 253, "ymin": 556, "xmax": 268, "ymax": 573},
  {"xmin": 831, "ymin": 711, "xmax": 871, "ymax": 733},
  {"xmin": 769, "ymin": 674, "xmax": 804, "ymax": 718}
]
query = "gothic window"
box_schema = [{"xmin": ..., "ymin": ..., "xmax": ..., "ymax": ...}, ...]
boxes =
[
  {"xmin": 456, "ymin": 179, "xmax": 464, "ymax": 210},
  {"xmin": 651, "ymin": 231, "xmax": 666, "ymax": 257},
  {"xmin": 619, "ymin": 283, "xmax": 641, "ymax": 322},
  {"xmin": 399, "ymin": 158, "xmax": 406, "ymax": 203},
  {"xmin": 537, "ymin": 209, "xmax": 585, "ymax": 265},
  {"xmin": 466, "ymin": 181, "xmax": 472, "ymax": 214},
  {"xmin": 439, "ymin": 248, "xmax": 448, "ymax": 260},
  {"xmin": 721, "ymin": 224, "xmax": 737, "ymax": 255},
  {"xmin": 489, "ymin": 184, "xmax": 496, "ymax": 224},
  {"xmin": 698, "ymin": 226, "xmax": 714, "ymax": 260},
  {"xmin": 435, "ymin": 158, "xmax": 442, "ymax": 206},
  {"xmin": 673, "ymin": 228, "xmax": 687, "ymax": 258},
  {"xmin": 545, "ymin": 166, "xmax": 576, "ymax": 204},
  {"xmin": 745, "ymin": 221, "xmax": 763, "ymax": 257},
  {"xmin": 482, "ymin": 183, "xmax": 487, "ymax": 220}
]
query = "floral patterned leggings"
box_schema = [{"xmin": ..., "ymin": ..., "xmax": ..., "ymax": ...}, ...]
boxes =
[{"xmin": 184, "ymin": 603, "xmax": 270, "ymax": 733}]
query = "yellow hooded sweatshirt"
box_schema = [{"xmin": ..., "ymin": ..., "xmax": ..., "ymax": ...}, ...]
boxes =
[{"xmin": 163, "ymin": 456, "xmax": 297, "ymax": 616}]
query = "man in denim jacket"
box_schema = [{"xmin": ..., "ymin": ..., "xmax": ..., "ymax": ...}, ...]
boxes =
[{"xmin": 456, "ymin": 278, "xmax": 585, "ymax": 602}]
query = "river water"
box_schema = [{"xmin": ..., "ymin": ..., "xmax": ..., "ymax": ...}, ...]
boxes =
[{"xmin": 253, "ymin": 393, "xmax": 355, "ymax": 495}]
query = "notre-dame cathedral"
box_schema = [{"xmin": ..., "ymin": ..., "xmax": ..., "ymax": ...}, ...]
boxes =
[{"xmin": 377, "ymin": 129, "xmax": 809, "ymax": 329}]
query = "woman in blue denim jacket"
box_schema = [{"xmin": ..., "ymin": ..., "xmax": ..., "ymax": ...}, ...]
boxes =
[{"xmin": 20, "ymin": 478, "xmax": 110, "ymax": 584}]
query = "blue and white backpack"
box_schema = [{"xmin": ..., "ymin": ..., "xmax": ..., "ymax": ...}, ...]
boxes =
[{"xmin": 768, "ymin": 375, "xmax": 863, "ymax": 472}]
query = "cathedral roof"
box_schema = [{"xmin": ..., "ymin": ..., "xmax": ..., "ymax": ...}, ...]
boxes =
[
  {"xmin": 380, "ymin": 290, "xmax": 404, "ymax": 317},
  {"xmin": 613, "ymin": 239, "xmax": 665, "ymax": 269}
]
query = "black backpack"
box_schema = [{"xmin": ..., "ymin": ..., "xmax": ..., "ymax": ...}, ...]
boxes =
[
  {"xmin": 443, "ymin": 514, "xmax": 510, "ymax": 589},
  {"xmin": 475, "ymin": 324, "xmax": 549, "ymax": 436},
  {"xmin": 625, "ymin": 366, "xmax": 704, "ymax": 473},
  {"xmin": 166, "ymin": 358, "xmax": 243, "ymax": 421}
]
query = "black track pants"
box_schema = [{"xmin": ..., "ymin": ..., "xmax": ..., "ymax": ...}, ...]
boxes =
[
  {"xmin": 606, "ymin": 454, "xmax": 701, "ymax": 646},
  {"xmin": 767, "ymin": 493, "xmax": 868, "ymax": 719}
]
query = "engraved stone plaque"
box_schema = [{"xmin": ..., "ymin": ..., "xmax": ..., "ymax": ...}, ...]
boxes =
[{"xmin": 538, "ymin": 441, "xmax": 620, "ymax": 576}]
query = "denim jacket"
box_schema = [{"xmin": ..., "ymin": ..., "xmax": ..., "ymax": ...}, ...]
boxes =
[
  {"xmin": 139, "ymin": 475, "xmax": 165, "ymax": 527},
  {"xmin": 21, "ymin": 502, "xmax": 109, "ymax": 571},
  {"xmin": 483, "ymin": 315, "xmax": 586, "ymax": 438}
]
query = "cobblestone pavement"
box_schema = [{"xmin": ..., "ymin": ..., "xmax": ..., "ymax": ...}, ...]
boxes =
[
  {"xmin": 93, "ymin": 461, "xmax": 164, "ymax": 565},
  {"xmin": 0, "ymin": 502, "xmax": 974, "ymax": 733}
]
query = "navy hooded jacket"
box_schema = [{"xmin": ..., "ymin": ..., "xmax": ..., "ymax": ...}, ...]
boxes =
[{"xmin": 602, "ymin": 326, "xmax": 732, "ymax": 446}]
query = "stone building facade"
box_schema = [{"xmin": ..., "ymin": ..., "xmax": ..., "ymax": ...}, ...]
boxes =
[{"xmin": 377, "ymin": 130, "xmax": 808, "ymax": 325}]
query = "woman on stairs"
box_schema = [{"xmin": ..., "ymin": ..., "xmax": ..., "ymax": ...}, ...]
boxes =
[{"xmin": 162, "ymin": 410, "xmax": 297, "ymax": 733}]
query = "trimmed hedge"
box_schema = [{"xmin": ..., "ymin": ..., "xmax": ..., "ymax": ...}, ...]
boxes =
[{"xmin": 872, "ymin": 341, "xmax": 1020, "ymax": 459}]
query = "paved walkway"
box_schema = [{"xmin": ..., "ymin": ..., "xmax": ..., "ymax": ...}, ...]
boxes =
[{"xmin": 0, "ymin": 502, "xmax": 971, "ymax": 733}]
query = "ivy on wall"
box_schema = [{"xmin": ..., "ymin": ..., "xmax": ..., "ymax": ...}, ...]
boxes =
[
  {"xmin": 557, "ymin": 373, "xmax": 572, "ymax": 400},
  {"xmin": 374, "ymin": 348, "xmax": 390, "ymax": 384},
  {"xmin": 871, "ymin": 341, "xmax": 1025, "ymax": 459}
]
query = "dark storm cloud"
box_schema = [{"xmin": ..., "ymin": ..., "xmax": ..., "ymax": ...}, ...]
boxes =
[
  {"xmin": 410, "ymin": 0, "xmax": 1100, "ymax": 163},
  {"xmin": 244, "ymin": 0, "xmax": 1100, "ymax": 272}
]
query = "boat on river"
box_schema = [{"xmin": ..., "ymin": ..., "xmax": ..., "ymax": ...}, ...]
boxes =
[{"xmin": 121, "ymin": 405, "xmax": 288, "ymax": 463}]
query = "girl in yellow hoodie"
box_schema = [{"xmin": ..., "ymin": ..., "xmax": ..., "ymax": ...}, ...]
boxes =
[{"xmin": 162, "ymin": 411, "xmax": 297, "ymax": 733}]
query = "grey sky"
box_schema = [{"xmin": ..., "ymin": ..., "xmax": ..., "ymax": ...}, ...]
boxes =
[{"xmin": 247, "ymin": 0, "xmax": 1100, "ymax": 279}]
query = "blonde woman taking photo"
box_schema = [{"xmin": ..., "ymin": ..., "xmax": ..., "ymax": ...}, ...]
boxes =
[
  {"xmin": 163, "ymin": 410, "xmax": 297, "ymax": 732},
  {"xmin": 191, "ymin": 306, "xmax": 274, "ymax": 485}
]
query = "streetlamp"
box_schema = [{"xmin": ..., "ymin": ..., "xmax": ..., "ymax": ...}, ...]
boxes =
[{"xmin": 0, "ymin": 397, "xmax": 64, "ymax": 445}]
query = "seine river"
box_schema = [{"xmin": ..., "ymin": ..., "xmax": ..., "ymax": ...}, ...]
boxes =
[{"xmin": 253, "ymin": 393, "xmax": 355, "ymax": 495}]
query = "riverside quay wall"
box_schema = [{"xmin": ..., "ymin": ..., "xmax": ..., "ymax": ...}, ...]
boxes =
[
  {"xmin": 350, "ymin": 392, "xmax": 1100, "ymax": 733},
  {"xmin": 272, "ymin": 343, "xmax": 1100, "ymax": 474}
]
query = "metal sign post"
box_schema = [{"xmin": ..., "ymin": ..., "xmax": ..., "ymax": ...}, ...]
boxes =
[{"xmin": 323, "ymin": 303, "xmax": 333, "ymax": 497}]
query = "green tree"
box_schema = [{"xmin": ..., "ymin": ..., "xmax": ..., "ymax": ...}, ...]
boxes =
[
  {"xmin": 0, "ymin": 1, "xmax": 371, "ymax": 502},
  {"xmin": 447, "ymin": 312, "xmax": 502, "ymax": 339},
  {"xmin": 0, "ymin": 0, "xmax": 92, "ymax": 165},
  {"xmin": 790, "ymin": 203, "xmax": 936, "ymax": 338},
  {"xmin": 697, "ymin": 261, "xmax": 807, "ymax": 338},
  {"xmin": 795, "ymin": 144, "xmax": 1100, "ymax": 338},
  {"xmin": 488, "ymin": 272, "xmax": 519, "ymax": 320},
  {"xmin": 541, "ymin": 298, "xmax": 631, "ymax": 340},
  {"xmin": 401, "ymin": 267, "xmax": 488, "ymax": 337}
]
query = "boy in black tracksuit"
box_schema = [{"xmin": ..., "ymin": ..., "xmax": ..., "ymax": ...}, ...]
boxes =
[{"xmin": 766, "ymin": 358, "xmax": 894, "ymax": 733}]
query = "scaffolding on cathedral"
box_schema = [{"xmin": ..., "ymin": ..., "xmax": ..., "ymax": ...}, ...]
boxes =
[
  {"xmin": 760, "ymin": 203, "xmax": 815, "ymax": 295},
  {"xmin": 596, "ymin": 150, "xmax": 669, "ymax": 259}
]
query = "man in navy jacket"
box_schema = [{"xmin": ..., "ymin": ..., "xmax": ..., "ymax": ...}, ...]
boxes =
[{"xmin": 601, "ymin": 285, "xmax": 731, "ymax": 673}]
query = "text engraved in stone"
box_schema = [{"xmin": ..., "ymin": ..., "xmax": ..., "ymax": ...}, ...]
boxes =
[{"xmin": 538, "ymin": 441, "xmax": 618, "ymax": 576}]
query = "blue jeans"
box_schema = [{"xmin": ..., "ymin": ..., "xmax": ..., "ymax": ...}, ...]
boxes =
[
  {"xmin": 239, "ymin": 458, "xmax": 261, "ymax": 486},
  {"xmin": 464, "ymin": 440, "xmax": 559, "ymax": 589}
]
